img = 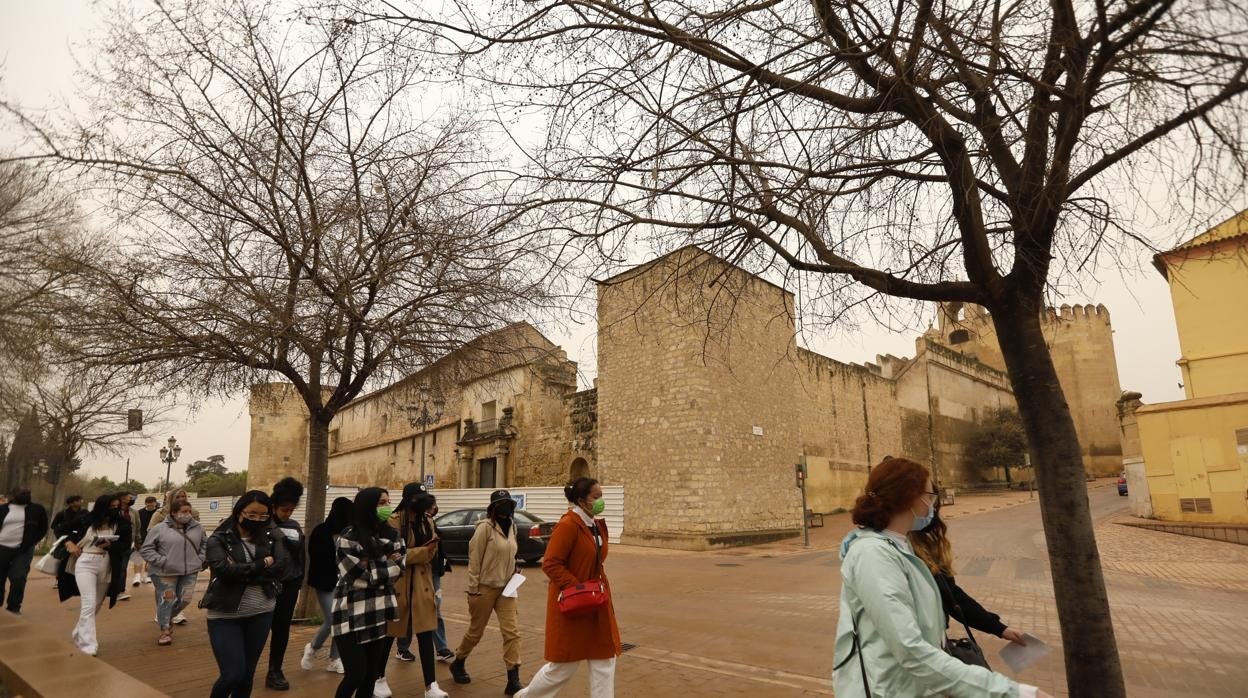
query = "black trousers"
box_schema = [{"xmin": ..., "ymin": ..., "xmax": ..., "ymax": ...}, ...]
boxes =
[
  {"xmin": 268, "ymin": 579, "xmax": 302, "ymax": 672},
  {"xmin": 0, "ymin": 545, "xmax": 35, "ymax": 613},
  {"xmin": 334, "ymin": 633, "xmax": 388, "ymax": 698},
  {"xmin": 395, "ymin": 631, "xmax": 438, "ymax": 686}
]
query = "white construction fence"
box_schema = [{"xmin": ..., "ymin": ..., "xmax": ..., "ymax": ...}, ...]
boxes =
[{"xmin": 143, "ymin": 485, "xmax": 625, "ymax": 543}]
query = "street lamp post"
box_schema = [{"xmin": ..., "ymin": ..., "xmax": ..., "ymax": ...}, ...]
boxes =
[
  {"xmin": 159, "ymin": 436, "xmax": 182, "ymax": 490},
  {"xmin": 405, "ymin": 383, "xmax": 446, "ymax": 483}
]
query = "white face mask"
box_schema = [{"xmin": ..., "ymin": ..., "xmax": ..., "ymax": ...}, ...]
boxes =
[{"xmin": 174, "ymin": 513, "xmax": 193, "ymax": 525}]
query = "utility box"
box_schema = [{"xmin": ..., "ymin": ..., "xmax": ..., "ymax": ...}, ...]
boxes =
[{"xmin": 941, "ymin": 487, "xmax": 956, "ymax": 506}]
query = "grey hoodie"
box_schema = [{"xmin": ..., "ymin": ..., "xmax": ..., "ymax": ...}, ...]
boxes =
[{"xmin": 140, "ymin": 515, "xmax": 208, "ymax": 577}]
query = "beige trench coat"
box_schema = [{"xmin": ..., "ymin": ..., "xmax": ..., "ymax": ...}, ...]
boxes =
[{"xmin": 385, "ymin": 510, "xmax": 437, "ymax": 638}]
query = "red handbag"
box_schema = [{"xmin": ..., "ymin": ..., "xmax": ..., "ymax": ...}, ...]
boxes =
[{"xmin": 556, "ymin": 519, "xmax": 609, "ymax": 617}]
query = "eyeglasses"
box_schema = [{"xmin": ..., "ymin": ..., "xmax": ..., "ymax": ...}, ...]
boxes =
[{"xmin": 241, "ymin": 513, "xmax": 271, "ymax": 522}]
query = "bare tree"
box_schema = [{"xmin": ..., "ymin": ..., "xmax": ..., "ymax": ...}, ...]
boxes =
[
  {"xmin": 363, "ymin": 1, "xmax": 1248, "ymax": 694},
  {"xmin": 0, "ymin": 161, "xmax": 82, "ymax": 379},
  {"xmin": 3, "ymin": 0, "xmax": 557, "ymax": 530},
  {"xmin": 15, "ymin": 367, "xmax": 169, "ymax": 513}
]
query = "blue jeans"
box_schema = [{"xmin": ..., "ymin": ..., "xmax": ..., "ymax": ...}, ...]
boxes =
[
  {"xmin": 433, "ymin": 574, "xmax": 449, "ymax": 652},
  {"xmin": 311, "ymin": 589, "xmax": 339, "ymax": 659},
  {"xmin": 0, "ymin": 545, "xmax": 35, "ymax": 613},
  {"xmin": 208, "ymin": 612, "xmax": 274, "ymax": 698},
  {"xmin": 402, "ymin": 575, "xmax": 449, "ymax": 653},
  {"xmin": 152, "ymin": 573, "xmax": 197, "ymax": 630}
]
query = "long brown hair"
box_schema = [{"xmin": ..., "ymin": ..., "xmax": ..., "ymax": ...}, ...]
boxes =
[{"xmin": 909, "ymin": 501, "xmax": 954, "ymax": 575}]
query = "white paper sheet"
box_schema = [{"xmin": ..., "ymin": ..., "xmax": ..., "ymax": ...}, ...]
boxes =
[
  {"xmin": 999, "ymin": 633, "xmax": 1051, "ymax": 673},
  {"xmin": 502, "ymin": 573, "xmax": 526, "ymax": 598}
]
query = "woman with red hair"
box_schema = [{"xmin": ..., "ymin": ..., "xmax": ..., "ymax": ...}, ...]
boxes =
[{"xmin": 832, "ymin": 457, "xmax": 1052, "ymax": 697}]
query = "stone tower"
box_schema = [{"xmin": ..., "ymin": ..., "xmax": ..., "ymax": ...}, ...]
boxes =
[
  {"xmin": 247, "ymin": 383, "xmax": 312, "ymax": 493},
  {"xmin": 596, "ymin": 246, "xmax": 804, "ymax": 549},
  {"xmin": 930, "ymin": 302, "xmax": 1125, "ymax": 476}
]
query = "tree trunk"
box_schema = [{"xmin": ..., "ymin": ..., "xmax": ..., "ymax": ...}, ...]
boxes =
[
  {"xmin": 294, "ymin": 415, "xmax": 332, "ymax": 621},
  {"xmin": 991, "ymin": 304, "xmax": 1125, "ymax": 697},
  {"xmin": 305, "ymin": 417, "xmax": 331, "ymax": 532}
]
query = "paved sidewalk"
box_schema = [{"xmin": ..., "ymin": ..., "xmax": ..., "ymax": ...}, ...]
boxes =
[{"xmin": 16, "ymin": 481, "xmax": 1248, "ymax": 697}]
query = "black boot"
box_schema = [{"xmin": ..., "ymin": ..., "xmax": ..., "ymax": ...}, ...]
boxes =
[
  {"xmin": 450, "ymin": 656, "xmax": 471, "ymax": 685},
  {"xmin": 265, "ymin": 668, "xmax": 290, "ymax": 691},
  {"xmin": 504, "ymin": 665, "xmax": 524, "ymax": 696}
]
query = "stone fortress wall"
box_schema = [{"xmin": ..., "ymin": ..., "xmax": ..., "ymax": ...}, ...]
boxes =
[
  {"xmin": 248, "ymin": 246, "xmax": 1127, "ymax": 549},
  {"xmin": 929, "ymin": 302, "xmax": 1125, "ymax": 476}
]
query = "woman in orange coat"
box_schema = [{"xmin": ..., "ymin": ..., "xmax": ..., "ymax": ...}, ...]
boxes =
[{"xmin": 518, "ymin": 478, "xmax": 621, "ymax": 698}]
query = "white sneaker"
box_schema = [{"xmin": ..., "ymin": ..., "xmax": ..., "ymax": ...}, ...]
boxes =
[
  {"xmin": 118, "ymin": 593, "xmax": 132, "ymax": 601},
  {"xmin": 300, "ymin": 643, "xmax": 317, "ymax": 671},
  {"xmin": 132, "ymin": 574, "xmax": 141, "ymax": 587},
  {"xmin": 326, "ymin": 658, "xmax": 344, "ymax": 674},
  {"xmin": 172, "ymin": 612, "xmax": 188, "ymax": 625},
  {"xmin": 142, "ymin": 575, "xmax": 152, "ymax": 584},
  {"xmin": 374, "ymin": 677, "xmax": 393, "ymax": 698},
  {"xmin": 425, "ymin": 681, "xmax": 450, "ymax": 698}
]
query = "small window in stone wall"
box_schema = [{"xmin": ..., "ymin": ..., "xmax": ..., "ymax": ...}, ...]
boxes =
[
  {"xmin": 329, "ymin": 429, "xmax": 339, "ymax": 453},
  {"xmin": 381, "ymin": 413, "xmax": 389, "ymax": 433},
  {"xmin": 1237, "ymin": 428, "xmax": 1248, "ymax": 468},
  {"xmin": 949, "ymin": 329, "xmax": 971, "ymax": 344}
]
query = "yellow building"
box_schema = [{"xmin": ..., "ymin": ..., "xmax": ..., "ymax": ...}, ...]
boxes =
[{"xmin": 1135, "ymin": 211, "xmax": 1248, "ymax": 523}]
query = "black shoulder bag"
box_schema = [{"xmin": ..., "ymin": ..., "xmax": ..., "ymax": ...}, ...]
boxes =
[
  {"xmin": 935, "ymin": 575, "xmax": 991, "ymax": 669},
  {"xmin": 832, "ymin": 608, "xmax": 871, "ymax": 697}
]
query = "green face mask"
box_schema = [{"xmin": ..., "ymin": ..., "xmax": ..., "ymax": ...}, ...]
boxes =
[
  {"xmin": 590, "ymin": 498, "xmax": 605, "ymax": 516},
  {"xmin": 376, "ymin": 506, "xmax": 394, "ymax": 523}
]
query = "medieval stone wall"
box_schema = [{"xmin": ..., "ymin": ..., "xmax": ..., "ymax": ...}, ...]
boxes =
[
  {"xmin": 247, "ymin": 383, "xmax": 312, "ymax": 493},
  {"xmin": 597, "ymin": 248, "xmax": 803, "ymax": 550},
  {"xmin": 894, "ymin": 339, "xmax": 1017, "ymax": 484},
  {"xmin": 800, "ymin": 353, "xmax": 902, "ymax": 457},
  {"xmin": 247, "ymin": 250, "xmax": 1127, "ymax": 549},
  {"xmin": 519, "ymin": 387, "xmax": 600, "ymax": 488},
  {"xmin": 934, "ymin": 303, "xmax": 1124, "ymax": 476},
  {"xmin": 794, "ymin": 350, "xmax": 903, "ymax": 513}
]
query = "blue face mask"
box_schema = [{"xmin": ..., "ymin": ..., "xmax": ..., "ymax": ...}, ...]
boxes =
[{"xmin": 911, "ymin": 499, "xmax": 935, "ymax": 531}]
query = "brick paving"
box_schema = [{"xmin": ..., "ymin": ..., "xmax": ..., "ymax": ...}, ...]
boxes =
[{"xmin": 17, "ymin": 482, "xmax": 1248, "ymax": 697}]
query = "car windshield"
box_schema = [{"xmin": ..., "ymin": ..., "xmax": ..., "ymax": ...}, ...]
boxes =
[{"xmin": 514, "ymin": 510, "xmax": 542, "ymax": 524}]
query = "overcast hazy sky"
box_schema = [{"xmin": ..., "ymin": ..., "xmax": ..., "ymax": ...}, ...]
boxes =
[{"xmin": 3, "ymin": 0, "xmax": 1230, "ymax": 488}]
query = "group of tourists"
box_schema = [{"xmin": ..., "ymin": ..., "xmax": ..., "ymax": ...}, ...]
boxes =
[
  {"xmin": 314, "ymin": 478, "xmax": 621, "ymax": 698},
  {"xmin": 2, "ymin": 475, "xmax": 620, "ymax": 698},
  {"xmin": 3, "ymin": 454, "xmax": 1057, "ymax": 697}
]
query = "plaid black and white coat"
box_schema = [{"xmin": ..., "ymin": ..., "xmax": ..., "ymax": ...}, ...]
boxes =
[{"xmin": 331, "ymin": 524, "xmax": 406, "ymax": 644}]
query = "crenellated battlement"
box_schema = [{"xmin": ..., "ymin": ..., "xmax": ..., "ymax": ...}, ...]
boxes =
[{"xmin": 1045, "ymin": 303, "xmax": 1111, "ymax": 324}]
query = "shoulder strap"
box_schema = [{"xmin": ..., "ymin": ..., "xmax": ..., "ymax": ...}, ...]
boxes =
[
  {"xmin": 934, "ymin": 573, "xmax": 980, "ymax": 647},
  {"xmin": 574, "ymin": 512, "xmax": 603, "ymax": 580},
  {"xmin": 832, "ymin": 608, "xmax": 871, "ymax": 697}
]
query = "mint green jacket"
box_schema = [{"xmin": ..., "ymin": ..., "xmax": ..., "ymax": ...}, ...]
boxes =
[{"xmin": 834, "ymin": 528, "xmax": 1020, "ymax": 697}]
